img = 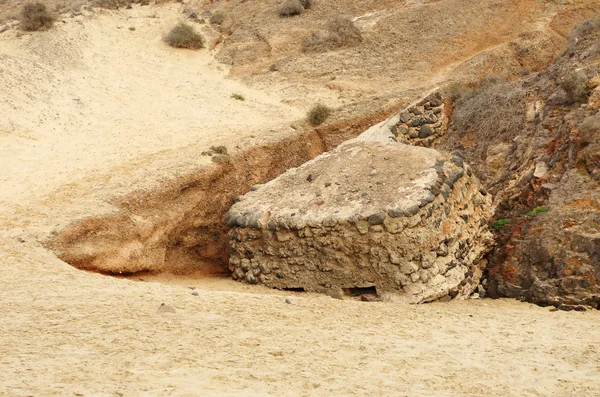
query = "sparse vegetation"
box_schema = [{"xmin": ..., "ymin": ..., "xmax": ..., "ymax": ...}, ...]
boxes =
[
  {"xmin": 567, "ymin": 18, "xmax": 600, "ymax": 47},
  {"xmin": 581, "ymin": 114, "xmax": 600, "ymax": 144},
  {"xmin": 20, "ymin": 2, "xmax": 54, "ymax": 31},
  {"xmin": 279, "ymin": 0, "xmax": 304, "ymax": 17},
  {"xmin": 210, "ymin": 11, "xmax": 225, "ymax": 25},
  {"xmin": 561, "ymin": 72, "xmax": 589, "ymax": 104},
  {"xmin": 210, "ymin": 145, "xmax": 228, "ymax": 155},
  {"xmin": 164, "ymin": 23, "xmax": 204, "ymax": 50},
  {"xmin": 298, "ymin": 0, "xmax": 311, "ymax": 9},
  {"xmin": 93, "ymin": 0, "xmax": 135, "ymax": 10},
  {"xmin": 526, "ymin": 206, "xmax": 549, "ymax": 216},
  {"xmin": 301, "ymin": 17, "xmax": 362, "ymax": 53},
  {"xmin": 492, "ymin": 219, "xmax": 510, "ymax": 230},
  {"xmin": 231, "ymin": 93, "xmax": 245, "ymax": 101},
  {"xmin": 212, "ymin": 154, "xmax": 232, "ymax": 164},
  {"xmin": 449, "ymin": 76, "xmax": 526, "ymax": 142},
  {"xmin": 307, "ymin": 103, "xmax": 332, "ymax": 126}
]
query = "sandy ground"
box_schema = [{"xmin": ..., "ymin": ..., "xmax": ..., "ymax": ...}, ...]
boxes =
[
  {"xmin": 2, "ymin": 238, "xmax": 600, "ymax": 396},
  {"xmin": 0, "ymin": 5, "xmax": 303, "ymax": 236},
  {"xmin": 1, "ymin": 3, "xmax": 600, "ymax": 397}
]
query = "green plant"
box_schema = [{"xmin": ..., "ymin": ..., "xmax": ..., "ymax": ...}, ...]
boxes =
[
  {"xmin": 231, "ymin": 93, "xmax": 245, "ymax": 101},
  {"xmin": 492, "ymin": 219, "xmax": 510, "ymax": 230},
  {"xmin": 164, "ymin": 23, "xmax": 204, "ymax": 49},
  {"xmin": 20, "ymin": 2, "xmax": 54, "ymax": 31},
  {"xmin": 526, "ymin": 206, "xmax": 549, "ymax": 216},
  {"xmin": 209, "ymin": 11, "xmax": 225, "ymax": 25},
  {"xmin": 307, "ymin": 103, "xmax": 332, "ymax": 126},
  {"xmin": 561, "ymin": 72, "xmax": 589, "ymax": 104},
  {"xmin": 279, "ymin": 0, "xmax": 303, "ymax": 17}
]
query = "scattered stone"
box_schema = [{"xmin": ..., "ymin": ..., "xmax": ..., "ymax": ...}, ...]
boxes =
[
  {"xmin": 157, "ymin": 303, "xmax": 176, "ymax": 314},
  {"xmin": 191, "ymin": 291, "xmax": 199, "ymax": 296},
  {"xmin": 400, "ymin": 111, "xmax": 411, "ymax": 123},
  {"xmin": 284, "ymin": 297, "xmax": 292, "ymax": 304}
]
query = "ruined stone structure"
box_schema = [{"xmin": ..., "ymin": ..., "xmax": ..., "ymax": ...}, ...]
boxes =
[
  {"xmin": 391, "ymin": 92, "xmax": 448, "ymax": 147},
  {"xmin": 226, "ymin": 102, "xmax": 494, "ymax": 302}
]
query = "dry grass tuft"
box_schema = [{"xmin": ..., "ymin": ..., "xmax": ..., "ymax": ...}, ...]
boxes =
[
  {"xmin": 298, "ymin": 0, "xmax": 311, "ymax": 9},
  {"xmin": 279, "ymin": 0, "xmax": 304, "ymax": 17},
  {"xmin": 450, "ymin": 77, "xmax": 526, "ymax": 142},
  {"xmin": 307, "ymin": 103, "xmax": 332, "ymax": 126},
  {"xmin": 561, "ymin": 72, "xmax": 589, "ymax": 104},
  {"xmin": 20, "ymin": 2, "xmax": 54, "ymax": 31},
  {"xmin": 302, "ymin": 17, "xmax": 362, "ymax": 53},
  {"xmin": 210, "ymin": 11, "xmax": 225, "ymax": 25},
  {"xmin": 164, "ymin": 23, "xmax": 204, "ymax": 49}
]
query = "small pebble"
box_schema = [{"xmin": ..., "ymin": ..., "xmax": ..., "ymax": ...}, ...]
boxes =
[
  {"xmin": 370, "ymin": 169, "xmax": 377, "ymax": 176},
  {"xmin": 191, "ymin": 291, "xmax": 199, "ymax": 296},
  {"xmin": 284, "ymin": 298, "xmax": 292, "ymax": 304},
  {"xmin": 157, "ymin": 303, "xmax": 176, "ymax": 314}
]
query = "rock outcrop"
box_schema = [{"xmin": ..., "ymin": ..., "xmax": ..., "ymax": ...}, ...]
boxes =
[
  {"xmin": 439, "ymin": 18, "xmax": 600, "ymax": 309},
  {"xmin": 226, "ymin": 104, "xmax": 494, "ymax": 302}
]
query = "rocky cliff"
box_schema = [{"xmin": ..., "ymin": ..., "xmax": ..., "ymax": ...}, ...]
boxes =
[{"xmin": 439, "ymin": 18, "xmax": 600, "ymax": 309}]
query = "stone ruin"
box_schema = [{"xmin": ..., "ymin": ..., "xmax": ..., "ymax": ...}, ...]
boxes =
[
  {"xmin": 225, "ymin": 94, "xmax": 494, "ymax": 302},
  {"xmin": 391, "ymin": 92, "xmax": 448, "ymax": 147}
]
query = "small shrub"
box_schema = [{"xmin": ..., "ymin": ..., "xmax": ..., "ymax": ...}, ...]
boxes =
[
  {"xmin": 301, "ymin": 17, "xmax": 362, "ymax": 53},
  {"xmin": 307, "ymin": 103, "xmax": 332, "ymax": 126},
  {"xmin": 526, "ymin": 206, "xmax": 549, "ymax": 216},
  {"xmin": 299, "ymin": 0, "xmax": 311, "ymax": 9},
  {"xmin": 164, "ymin": 23, "xmax": 204, "ymax": 49},
  {"xmin": 210, "ymin": 145, "xmax": 228, "ymax": 155},
  {"xmin": 231, "ymin": 93, "xmax": 245, "ymax": 101},
  {"xmin": 20, "ymin": 2, "xmax": 54, "ymax": 31},
  {"xmin": 328, "ymin": 17, "xmax": 362, "ymax": 45},
  {"xmin": 210, "ymin": 11, "xmax": 225, "ymax": 25},
  {"xmin": 561, "ymin": 72, "xmax": 589, "ymax": 104},
  {"xmin": 492, "ymin": 219, "xmax": 510, "ymax": 230},
  {"xmin": 212, "ymin": 154, "xmax": 232, "ymax": 164},
  {"xmin": 581, "ymin": 114, "xmax": 600, "ymax": 144},
  {"xmin": 451, "ymin": 77, "xmax": 526, "ymax": 142},
  {"xmin": 93, "ymin": 0, "xmax": 132, "ymax": 9},
  {"xmin": 279, "ymin": 0, "xmax": 303, "ymax": 17},
  {"xmin": 567, "ymin": 18, "xmax": 600, "ymax": 48}
]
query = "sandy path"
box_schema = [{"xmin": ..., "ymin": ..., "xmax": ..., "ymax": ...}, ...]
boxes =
[{"xmin": 0, "ymin": 4, "xmax": 599, "ymax": 396}]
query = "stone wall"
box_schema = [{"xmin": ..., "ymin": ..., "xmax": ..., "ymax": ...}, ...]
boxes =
[
  {"xmin": 391, "ymin": 92, "xmax": 448, "ymax": 147},
  {"xmin": 226, "ymin": 108, "xmax": 494, "ymax": 302}
]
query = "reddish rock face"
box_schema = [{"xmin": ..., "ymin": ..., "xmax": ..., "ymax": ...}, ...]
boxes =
[{"xmin": 439, "ymin": 21, "xmax": 600, "ymax": 310}]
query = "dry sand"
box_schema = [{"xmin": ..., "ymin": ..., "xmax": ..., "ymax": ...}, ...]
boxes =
[{"xmin": 0, "ymin": 3, "xmax": 599, "ymax": 397}]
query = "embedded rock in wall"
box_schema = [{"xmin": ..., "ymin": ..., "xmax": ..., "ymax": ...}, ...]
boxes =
[
  {"xmin": 391, "ymin": 92, "xmax": 448, "ymax": 147},
  {"xmin": 225, "ymin": 119, "xmax": 494, "ymax": 303}
]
